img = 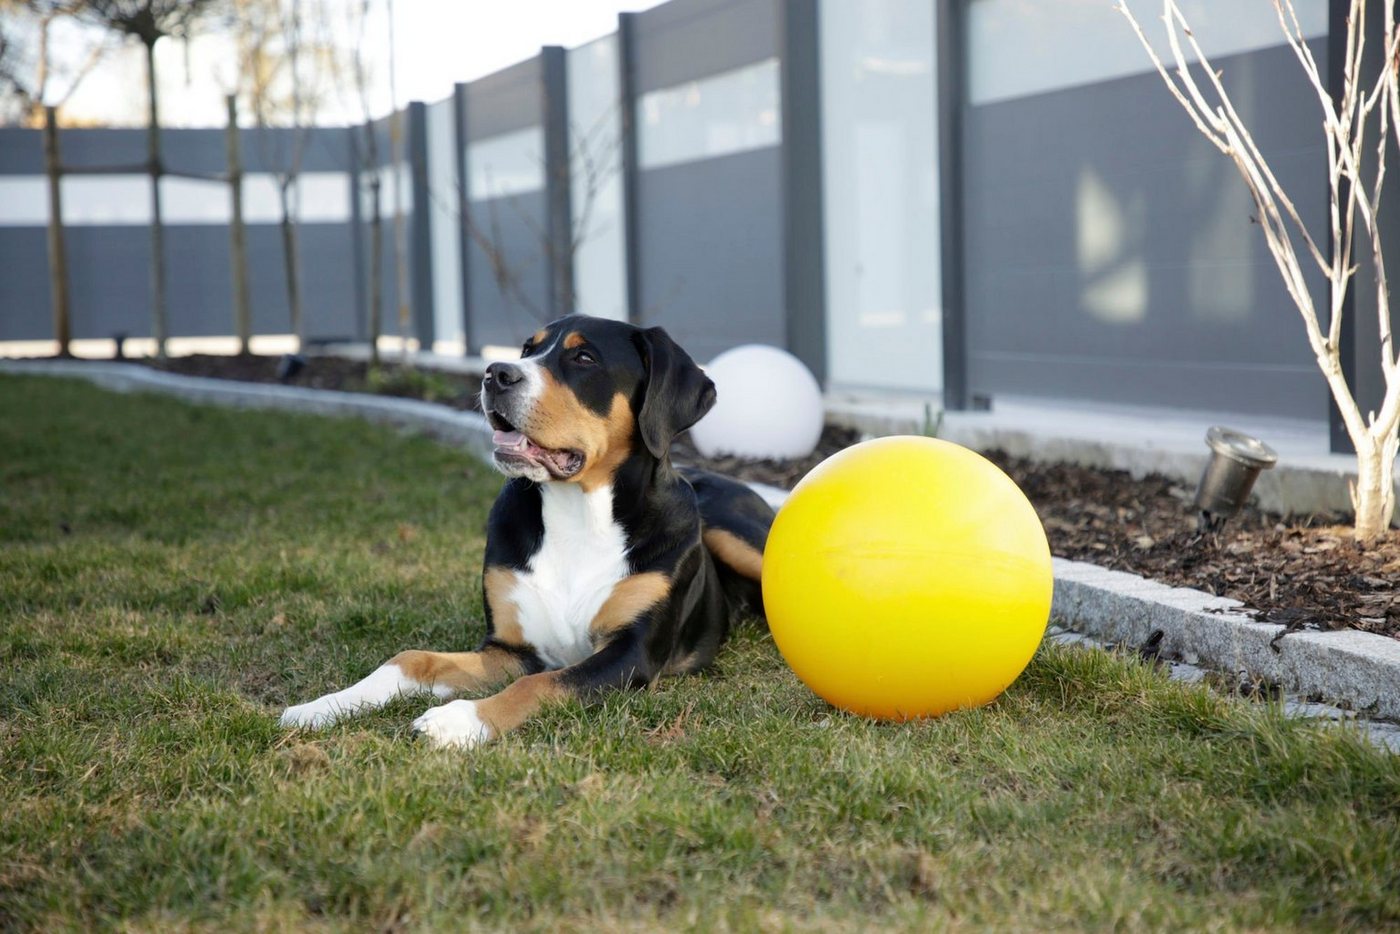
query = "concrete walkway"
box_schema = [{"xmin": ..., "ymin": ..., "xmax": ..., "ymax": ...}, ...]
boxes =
[{"xmin": 827, "ymin": 390, "xmax": 1370, "ymax": 518}]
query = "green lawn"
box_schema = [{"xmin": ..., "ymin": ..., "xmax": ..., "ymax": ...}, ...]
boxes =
[{"xmin": 3, "ymin": 374, "xmax": 1399, "ymax": 932}]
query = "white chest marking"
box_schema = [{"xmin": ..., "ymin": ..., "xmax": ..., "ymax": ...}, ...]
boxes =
[{"xmin": 509, "ymin": 483, "xmax": 630, "ymax": 669}]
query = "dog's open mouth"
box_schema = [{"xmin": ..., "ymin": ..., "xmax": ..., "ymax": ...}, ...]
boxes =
[{"xmin": 488, "ymin": 411, "xmax": 584, "ymax": 479}]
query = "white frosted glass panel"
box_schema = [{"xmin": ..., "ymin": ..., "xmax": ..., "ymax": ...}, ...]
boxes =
[
  {"xmin": 468, "ymin": 127, "xmax": 545, "ymax": 200},
  {"xmin": 638, "ymin": 58, "xmax": 781, "ymax": 170},
  {"xmin": 820, "ymin": 0, "xmax": 942, "ymax": 393},
  {"xmin": 0, "ymin": 178, "xmax": 52, "ymax": 225},
  {"xmin": 231, "ymin": 173, "xmax": 351, "ymax": 224},
  {"xmin": 567, "ymin": 35, "xmax": 628, "ymax": 321},
  {"xmin": 971, "ymin": 0, "xmax": 1328, "ymax": 104},
  {"xmin": 0, "ymin": 172, "xmax": 350, "ymax": 226},
  {"xmin": 427, "ymin": 98, "xmax": 464, "ymax": 346},
  {"xmin": 359, "ymin": 164, "xmax": 413, "ymax": 218}
]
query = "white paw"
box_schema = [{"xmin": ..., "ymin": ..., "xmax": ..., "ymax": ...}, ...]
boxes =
[
  {"xmin": 412, "ymin": 700, "xmax": 495, "ymax": 749},
  {"xmin": 280, "ymin": 696, "xmax": 345, "ymax": 729}
]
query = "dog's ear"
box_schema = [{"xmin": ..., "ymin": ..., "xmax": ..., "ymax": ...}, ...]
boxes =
[{"xmin": 631, "ymin": 326, "xmax": 716, "ymax": 459}]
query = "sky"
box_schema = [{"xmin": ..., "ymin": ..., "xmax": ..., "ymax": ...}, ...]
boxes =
[{"xmin": 47, "ymin": 0, "xmax": 662, "ymax": 127}]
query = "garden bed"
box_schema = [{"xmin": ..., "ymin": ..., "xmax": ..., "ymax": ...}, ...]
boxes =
[{"xmin": 90, "ymin": 353, "xmax": 1400, "ymax": 639}]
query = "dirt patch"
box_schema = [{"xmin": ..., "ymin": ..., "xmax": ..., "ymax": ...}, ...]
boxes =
[
  {"xmin": 148, "ymin": 353, "xmax": 483, "ymax": 411},
  {"xmin": 58, "ymin": 353, "xmax": 1400, "ymax": 639}
]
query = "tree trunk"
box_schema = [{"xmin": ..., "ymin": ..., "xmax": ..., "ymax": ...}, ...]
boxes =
[
  {"xmin": 144, "ymin": 39, "xmax": 168, "ymax": 359},
  {"xmin": 42, "ymin": 106, "xmax": 71, "ymax": 358},
  {"xmin": 1352, "ymin": 431, "xmax": 1399, "ymax": 544},
  {"xmin": 226, "ymin": 95, "xmax": 251, "ymax": 356},
  {"xmin": 368, "ymin": 174, "xmax": 383, "ymax": 367},
  {"xmin": 279, "ymin": 179, "xmax": 303, "ymax": 352}
]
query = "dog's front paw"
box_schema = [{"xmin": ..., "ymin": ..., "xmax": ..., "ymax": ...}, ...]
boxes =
[
  {"xmin": 280, "ymin": 696, "xmax": 344, "ymax": 730},
  {"xmin": 412, "ymin": 700, "xmax": 494, "ymax": 749}
]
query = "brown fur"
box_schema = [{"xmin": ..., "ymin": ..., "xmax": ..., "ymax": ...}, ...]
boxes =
[
  {"xmin": 589, "ymin": 572, "xmax": 670, "ymax": 642},
  {"xmin": 484, "ymin": 566, "xmax": 526, "ymax": 644},
  {"xmin": 529, "ymin": 329, "xmax": 549, "ymax": 347},
  {"xmin": 475, "ymin": 671, "xmax": 566, "ymax": 735},
  {"xmin": 525, "ymin": 377, "xmax": 634, "ymax": 492},
  {"xmin": 702, "ymin": 528, "xmax": 764, "ymax": 582},
  {"xmin": 390, "ymin": 647, "xmax": 523, "ymax": 693},
  {"xmin": 563, "ymin": 331, "xmax": 585, "ymax": 349}
]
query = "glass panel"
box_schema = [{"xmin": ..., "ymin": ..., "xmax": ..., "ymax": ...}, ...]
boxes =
[
  {"xmin": 637, "ymin": 58, "xmax": 781, "ymax": 171},
  {"xmin": 427, "ymin": 97, "xmax": 464, "ymax": 349},
  {"xmin": 820, "ymin": 0, "xmax": 942, "ymax": 393},
  {"xmin": 468, "ymin": 126, "xmax": 545, "ymax": 201},
  {"xmin": 970, "ymin": 0, "xmax": 1328, "ymax": 105},
  {"xmin": 567, "ymin": 34, "xmax": 628, "ymax": 321}
]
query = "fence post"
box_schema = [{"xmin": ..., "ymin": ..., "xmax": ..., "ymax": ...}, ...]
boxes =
[
  {"xmin": 779, "ymin": 0, "xmax": 827, "ymax": 386},
  {"xmin": 42, "ymin": 106, "xmax": 71, "ymax": 358},
  {"xmin": 347, "ymin": 125, "xmax": 367, "ymax": 344},
  {"xmin": 144, "ymin": 40, "xmax": 168, "ymax": 358},
  {"xmin": 616, "ymin": 13, "xmax": 642, "ymax": 325},
  {"xmin": 542, "ymin": 45, "xmax": 574, "ymax": 318},
  {"xmin": 453, "ymin": 81, "xmax": 473, "ymax": 354},
  {"xmin": 936, "ymin": 0, "xmax": 969, "ymax": 411},
  {"xmin": 226, "ymin": 95, "xmax": 252, "ymax": 355},
  {"xmin": 407, "ymin": 101, "xmax": 436, "ymax": 351}
]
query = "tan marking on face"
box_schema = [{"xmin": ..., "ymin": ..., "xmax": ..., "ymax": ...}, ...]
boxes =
[
  {"xmin": 530, "ymin": 329, "xmax": 549, "ymax": 347},
  {"xmin": 703, "ymin": 529, "xmax": 764, "ymax": 583},
  {"xmin": 523, "ymin": 377, "xmax": 634, "ymax": 491},
  {"xmin": 484, "ymin": 566, "xmax": 525, "ymax": 645},
  {"xmin": 589, "ymin": 572, "xmax": 670, "ymax": 642},
  {"xmin": 563, "ymin": 332, "xmax": 585, "ymax": 350},
  {"xmin": 390, "ymin": 647, "xmax": 523, "ymax": 693},
  {"xmin": 474, "ymin": 670, "xmax": 566, "ymax": 736}
]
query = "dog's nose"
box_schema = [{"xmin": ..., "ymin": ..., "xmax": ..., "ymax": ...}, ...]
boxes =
[{"xmin": 484, "ymin": 362, "xmax": 524, "ymax": 391}]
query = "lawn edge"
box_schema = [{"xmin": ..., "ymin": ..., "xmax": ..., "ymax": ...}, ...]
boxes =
[{"xmin": 6, "ymin": 358, "xmax": 1398, "ymax": 721}]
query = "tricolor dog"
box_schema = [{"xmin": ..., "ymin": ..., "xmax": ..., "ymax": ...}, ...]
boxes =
[{"xmin": 280, "ymin": 315, "xmax": 775, "ymax": 747}]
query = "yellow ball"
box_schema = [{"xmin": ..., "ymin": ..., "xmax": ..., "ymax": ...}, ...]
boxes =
[{"xmin": 762, "ymin": 436, "xmax": 1053, "ymax": 720}]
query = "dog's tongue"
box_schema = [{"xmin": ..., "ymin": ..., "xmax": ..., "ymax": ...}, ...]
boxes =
[{"xmin": 493, "ymin": 430, "xmax": 529, "ymax": 451}]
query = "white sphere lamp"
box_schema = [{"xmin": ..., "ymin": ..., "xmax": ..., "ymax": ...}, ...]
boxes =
[{"xmin": 690, "ymin": 345, "xmax": 824, "ymax": 460}]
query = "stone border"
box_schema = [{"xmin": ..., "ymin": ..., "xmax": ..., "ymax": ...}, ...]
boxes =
[{"xmin": 5, "ymin": 359, "xmax": 1398, "ymax": 723}]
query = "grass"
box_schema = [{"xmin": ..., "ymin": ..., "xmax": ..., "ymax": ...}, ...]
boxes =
[{"xmin": 2, "ymin": 374, "xmax": 1399, "ymax": 932}]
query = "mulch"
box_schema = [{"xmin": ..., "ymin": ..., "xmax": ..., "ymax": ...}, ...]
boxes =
[
  {"xmin": 674, "ymin": 431, "xmax": 1398, "ymax": 642},
  {"xmin": 65, "ymin": 353, "xmax": 1400, "ymax": 640}
]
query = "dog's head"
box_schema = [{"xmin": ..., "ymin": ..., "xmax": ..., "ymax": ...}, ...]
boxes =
[{"xmin": 481, "ymin": 315, "xmax": 715, "ymax": 487}]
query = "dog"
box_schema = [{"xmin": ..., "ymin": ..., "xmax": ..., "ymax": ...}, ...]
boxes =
[{"xmin": 280, "ymin": 315, "xmax": 776, "ymax": 747}]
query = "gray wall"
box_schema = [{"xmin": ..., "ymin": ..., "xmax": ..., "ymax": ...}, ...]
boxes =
[
  {"xmin": 631, "ymin": 0, "xmax": 786, "ymax": 361},
  {"xmin": 462, "ymin": 56, "xmax": 552, "ymax": 350},
  {"xmin": 0, "ymin": 124, "xmax": 366, "ymax": 345},
  {"xmin": 963, "ymin": 41, "xmax": 1331, "ymax": 419}
]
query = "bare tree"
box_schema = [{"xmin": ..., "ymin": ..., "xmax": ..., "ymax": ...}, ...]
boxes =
[
  {"xmin": 231, "ymin": 0, "xmax": 337, "ymax": 353},
  {"xmin": 331, "ymin": 0, "xmax": 384, "ymax": 365},
  {"xmin": 1120, "ymin": 0, "xmax": 1400, "ymax": 543},
  {"xmin": 75, "ymin": 0, "xmax": 219, "ymax": 357},
  {"xmin": 459, "ymin": 104, "xmax": 624, "ymax": 326},
  {"xmin": 0, "ymin": 2, "xmax": 113, "ymax": 126}
]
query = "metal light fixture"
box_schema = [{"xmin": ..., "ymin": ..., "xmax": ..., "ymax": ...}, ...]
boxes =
[
  {"xmin": 277, "ymin": 353, "xmax": 307, "ymax": 382},
  {"xmin": 1194, "ymin": 426, "xmax": 1278, "ymax": 532}
]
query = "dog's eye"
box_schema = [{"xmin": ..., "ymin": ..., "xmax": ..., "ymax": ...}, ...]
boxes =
[
  {"xmin": 573, "ymin": 350, "xmax": 597, "ymax": 366},
  {"xmin": 520, "ymin": 342, "xmax": 533, "ymax": 357}
]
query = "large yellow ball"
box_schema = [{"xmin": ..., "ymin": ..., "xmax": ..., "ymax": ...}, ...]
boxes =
[{"xmin": 762, "ymin": 436, "xmax": 1053, "ymax": 720}]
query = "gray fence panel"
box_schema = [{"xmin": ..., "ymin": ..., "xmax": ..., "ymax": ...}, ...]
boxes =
[
  {"xmin": 636, "ymin": 148, "xmax": 784, "ymax": 361},
  {"xmin": 0, "ymin": 230, "xmax": 52, "ymax": 340},
  {"xmin": 632, "ymin": 0, "xmax": 777, "ymax": 92},
  {"xmin": 964, "ymin": 41, "xmax": 1330, "ymax": 419},
  {"xmin": 465, "ymin": 58, "xmax": 542, "ymax": 142},
  {"xmin": 466, "ymin": 190, "xmax": 551, "ymax": 349}
]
